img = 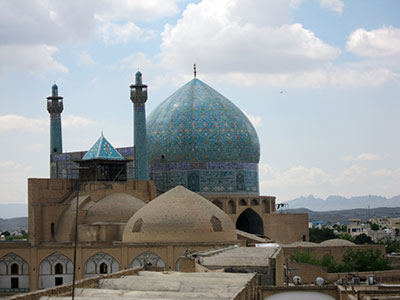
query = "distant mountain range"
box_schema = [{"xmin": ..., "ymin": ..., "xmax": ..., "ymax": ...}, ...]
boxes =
[
  {"xmin": 0, "ymin": 217, "xmax": 28, "ymax": 232},
  {"xmin": 286, "ymin": 195, "xmax": 400, "ymax": 211},
  {"xmin": 0, "ymin": 203, "xmax": 27, "ymax": 219},
  {"xmin": 286, "ymin": 207, "xmax": 400, "ymax": 224}
]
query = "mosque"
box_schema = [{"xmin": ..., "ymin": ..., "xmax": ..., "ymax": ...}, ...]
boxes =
[{"xmin": 0, "ymin": 69, "xmax": 308, "ymax": 294}]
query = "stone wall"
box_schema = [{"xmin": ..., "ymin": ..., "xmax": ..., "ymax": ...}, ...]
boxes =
[{"xmin": 263, "ymin": 213, "xmax": 309, "ymax": 244}]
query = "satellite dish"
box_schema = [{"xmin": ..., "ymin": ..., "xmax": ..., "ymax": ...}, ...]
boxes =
[
  {"xmin": 293, "ymin": 276, "xmax": 302, "ymax": 285},
  {"xmin": 315, "ymin": 277, "xmax": 324, "ymax": 286}
]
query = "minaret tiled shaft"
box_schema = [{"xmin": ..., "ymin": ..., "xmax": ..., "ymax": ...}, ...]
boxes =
[
  {"xmin": 47, "ymin": 84, "xmax": 63, "ymax": 154},
  {"xmin": 130, "ymin": 72, "xmax": 149, "ymax": 180}
]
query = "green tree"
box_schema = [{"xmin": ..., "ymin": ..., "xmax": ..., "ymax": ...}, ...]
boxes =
[
  {"xmin": 1, "ymin": 231, "xmax": 10, "ymax": 237},
  {"xmin": 320, "ymin": 254, "xmax": 340, "ymax": 273},
  {"xmin": 354, "ymin": 233, "xmax": 374, "ymax": 245},
  {"xmin": 386, "ymin": 240, "xmax": 400, "ymax": 254},
  {"xmin": 340, "ymin": 249, "xmax": 390, "ymax": 272},
  {"xmin": 309, "ymin": 227, "xmax": 337, "ymax": 243},
  {"xmin": 370, "ymin": 223, "xmax": 379, "ymax": 231},
  {"xmin": 291, "ymin": 249, "xmax": 320, "ymax": 265}
]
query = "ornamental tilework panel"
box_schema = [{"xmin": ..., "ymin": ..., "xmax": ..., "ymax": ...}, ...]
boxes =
[
  {"xmin": 151, "ymin": 166, "xmax": 259, "ymax": 195},
  {"xmin": 147, "ymin": 78, "xmax": 260, "ymax": 164}
]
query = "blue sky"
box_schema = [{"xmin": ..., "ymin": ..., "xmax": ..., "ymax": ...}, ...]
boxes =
[{"xmin": 0, "ymin": 0, "xmax": 399, "ymax": 205}]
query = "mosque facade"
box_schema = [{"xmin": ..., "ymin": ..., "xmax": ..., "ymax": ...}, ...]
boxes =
[{"xmin": 0, "ymin": 71, "xmax": 308, "ymax": 295}]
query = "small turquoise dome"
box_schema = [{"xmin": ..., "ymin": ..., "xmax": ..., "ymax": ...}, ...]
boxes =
[{"xmin": 147, "ymin": 78, "xmax": 260, "ymax": 164}]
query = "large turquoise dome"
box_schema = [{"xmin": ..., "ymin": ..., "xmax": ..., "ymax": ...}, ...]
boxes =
[
  {"xmin": 147, "ymin": 78, "xmax": 260, "ymax": 163},
  {"xmin": 147, "ymin": 78, "xmax": 260, "ymax": 195}
]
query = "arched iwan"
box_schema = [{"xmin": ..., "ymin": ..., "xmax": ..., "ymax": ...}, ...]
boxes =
[
  {"xmin": 131, "ymin": 252, "xmax": 165, "ymax": 270},
  {"xmin": 236, "ymin": 208, "xmax": 264, "ymax": 235},
  {"xmin": 84, "ymin": 252, "xmax": 120, "ymax": 278}
]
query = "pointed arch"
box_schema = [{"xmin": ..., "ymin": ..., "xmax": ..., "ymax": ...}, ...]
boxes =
[
  {"xmin": 0, "ymin": 253, "xmax": 29, "ymax": 275},
  {"xmin": 0, "ymin": 253, "xmax": 29, "ymax": 290},
  {"xmin": 84, "ymin": 252, "xmax": 120, "ymax": 278},
  {"xmin": 251, "ymin": 199, "xmax": 259, "ymax": 206},
  {"xmin": 236, "ymin": 208, "xmax": 264, "ymax": 235},
  {"xmin": 262, "ymin": 200, "xmax": 269, "ymax": 213},
  {"xmin": 228, "ymin": 200, "xmax": 236, "ymax": 214},
  {"xmin": 39, "ymin": 252, "xmax": 73, "ymax": 289},
  {"xmin": 131, "ymin": 252, "xmax": 165, "ymax": 270},
  {"xmin": 239, "ymin": 199, "xmax": 247, "ymax": 206}
]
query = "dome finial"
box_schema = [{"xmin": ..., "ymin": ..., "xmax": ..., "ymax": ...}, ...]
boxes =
[{"xmin": 193, "ymin": 64, "xmax": 197, "ymax": 78}]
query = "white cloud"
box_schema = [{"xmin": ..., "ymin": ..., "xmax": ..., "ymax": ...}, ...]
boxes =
[
  {"xmin": 160, "ymin": 0, "xmax": 340, "ymax": 75},
  {"xmin": 0, "ymin": 114, "xmax": 93, "ymax": 133},
  {"xmin": 331, "ymin": 165, "xmax": 368, "ymax": 186},
  {"xmin": 78, "ymin": 52, "xmax": 96, "ymax": 66},
  {"xmin": 343, "ymin": 153, "xmax": 382, "ymax": 161},
  {"xmin": 0, "ymin": 44, "xmax": 68, "ymax": 77},
  {"xmin": 95, "ymin": 0, "xmax": 180, "ymax": 22},
  {"xmin": 260, "ymin": 164, "xmax": 328, "ymax": 189},
  {"xmin": 99, "ymin": 22, "xmax": 154, "ymax": 45},
  {"xmin": 0, "ymin": 161, "xmax": 14, "ymax": 168},
  {"xmin": 320, "ymin": 0, "xmax": 344, "ymax": 14},
  {"xmin": 0, "ymin": 115, "xmax": 47, "ymax": 133},
  {"xmin": 347, "ymin": 26, "xmax": 400, "ymax": 58},
  {"xmin": 241, "ymin": 110, "xmax": 262, "ymax": 128},
  {"xmin": 0, "ymin": 0, "xmax": 179, "ymax": 76},
  {"xmin": 63, "ymin": 115, "xmax": 94, "ymax": 128}
]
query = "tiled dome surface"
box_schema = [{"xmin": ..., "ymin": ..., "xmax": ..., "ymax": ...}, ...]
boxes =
[{"xmin": 147, "ymin": 78, "xmax": 260, "ymax": 164}]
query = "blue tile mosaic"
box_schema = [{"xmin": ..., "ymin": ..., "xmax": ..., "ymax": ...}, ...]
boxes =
[{"xmin": 147, "ymin": 78, "xmax": 260, "ymax": 195}]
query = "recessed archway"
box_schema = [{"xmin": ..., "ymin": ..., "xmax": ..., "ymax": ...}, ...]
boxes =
[{"xmin": 236, "ymin": 208, "xmax": 264, "ymax": 236}]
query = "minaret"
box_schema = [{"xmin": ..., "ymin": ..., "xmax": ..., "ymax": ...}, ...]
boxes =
[
  {"xmin": 130, "ymin": 71, "xmax": 150, "ymax": 180},
  {"xmin": 47, "ymin": 83, "xmax": 63, "ymax": 154}
]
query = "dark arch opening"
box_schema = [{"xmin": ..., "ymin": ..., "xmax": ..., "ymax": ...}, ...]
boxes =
[
  {"xmin": 10, "ymin": 263, "xmax": 19, "ymax": 275},
  {"xmin": 54, "ymin": 263, "xmax": 63, "ymax": 274},
  {"xmin": 51, "ymin": 222, "xmax": 55, "ymax": 237},
  {"xmin": 236, "ymin": 208, "xmax": 264, "ymax": 236},
  {"xmin": 99, "ymin": 262, "xmax": 108, "ymax": 274}
]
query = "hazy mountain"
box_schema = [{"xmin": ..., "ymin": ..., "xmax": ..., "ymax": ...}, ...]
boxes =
[
  {"xmin": 286, "ymin": 195, "xmax": 400, "ymax": 211},
  {"xmin": 0, "ymin": 203, "xmax": 28, "ymax": 219},
  {"xmin": 0, "ymin": 217, "xmax": 28, "ymax": 231},
  {"xmin": 286, "ymin": 207, "xmax": 400, "ymax": 224}
]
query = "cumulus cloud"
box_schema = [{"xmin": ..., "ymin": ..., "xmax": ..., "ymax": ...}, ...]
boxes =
[
  {"xmin": 160, "ymin": 0, "xmax": 340, "ymax": 75},
  {"xmin": 347, "ymin": 26, "xmax": 400, "ymax": 58},
  {"xmin": 319, "ymin": 0, "xmax": 344, "ymax": 14},
  {"xmin": 0, "ymin": 114, "xmax": 93, "ymax": 133},
  {"xmin": 343, "ymin": 153, "xmax": 382, "ymax": 161},
  {"xmin": 260, "ymin": 164, "xmax": 328, "ymax": 189},
  {"xmin": 0, "ymin": 0, "xmax": 179, "ymax": 76},
  {"xmin": 99, "ymin": 22, "xmax": 154, "ymax": 45},
  {"xmin": 0, "ymin": 44, "xmax": 68, "ymax": 76}
]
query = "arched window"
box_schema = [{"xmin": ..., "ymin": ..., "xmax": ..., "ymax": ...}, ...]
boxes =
[
  {"xmin": 10, "ymin": 263, "xmax": 19, "ymax": 275},
  {"xmin": 99, "ymin": 263, "xmax": 108, "ymax": 274},
  {"xmin": 251, "ymin": 199, "xmax": 259, "ymax": 206},
  {"xmin": 51, "ymin": 223, "xmax": 55, "ymax": 237},
  {"xmin": 239, "ymin": 199, "xmax": 247, "ymax": 206},
  {"xmin": 262, "ymin": 200, "xmax": 269, "ymax": 213},
  {"xmin": 228, "ymin": 200, "xmax": 236, "ymax": 214},
  {"xmin": 54, "ymin": 263, "xmax": 63, "ymax": 275}
]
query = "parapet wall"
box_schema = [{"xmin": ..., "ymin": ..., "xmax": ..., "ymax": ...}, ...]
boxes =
[{"xmin": 6, "ymin": 267, "xmax": 143, "ymax": 300}]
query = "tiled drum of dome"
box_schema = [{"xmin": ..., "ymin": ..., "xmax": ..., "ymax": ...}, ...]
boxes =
[{"xmin": 147, "ymin": 78, "xmax": 260, "ymax": 195}]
